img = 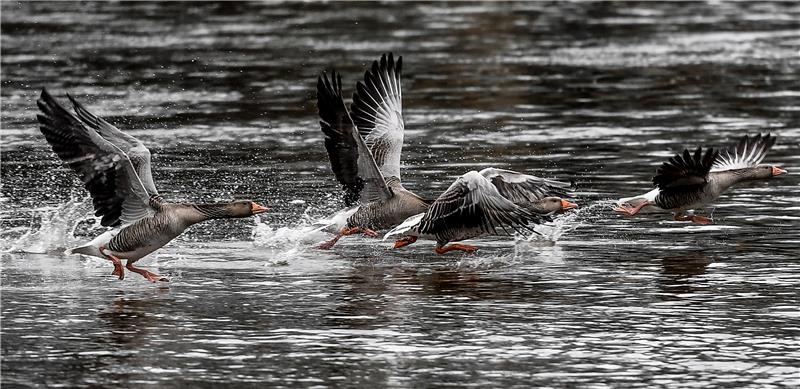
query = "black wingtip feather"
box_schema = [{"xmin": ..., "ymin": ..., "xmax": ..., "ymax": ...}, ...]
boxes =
[
  {"xmin": 653, "ymin": 146, "xmax": 718, "ymax": 189},
  {"xmin": 316, "ymin": 68, "xmax": 365, "ymax": 206},
  {"xmin": 35, "ymin": 88, "xmax": 128, "ymax": 227}
]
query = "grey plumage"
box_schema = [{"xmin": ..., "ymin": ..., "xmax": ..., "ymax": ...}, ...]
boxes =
[
  {"xmin": 419, "ymin": 171, "xmax": 543, "ymax": 245},
  {"xmin": 318, "ymin": 71, "xmax": 365, "ymax": 206},
  {"xmin": 351, "ymin": 53, "xmax": 405, "ymax": 181},
  {"xmin": 67, "ymin": 93, "xmax": 159, "ymax": 197},
  {"xmin": 37, "ymin": 89, "xmax": 156, "ymax": 227},
  {"xmin": 318, "ymin": 70, "xmax": 392, "ymax": 205},
  {"xmin": 653, "ymin": 147, "xmax": 718, "ymax": 210},
  {"xmin": 616, "ymin": 133, "xmax": 784, "ymax": 217},
  {"xmin": 711, "ymin": 133, "xmax": 776, "ymax": 172},
  {"xmin": 316, "ymin": 53, "xmax": 430, "ymax": 246},
  {"xmin": 346, "ymin": 181, "xmax": 430, "ymax": 230},
  {"xmin": 480, "ymin": 168, "xmax": 571, "ymax": 207},
  {"xmin": 36, "ymin": 89, "xmax": 266, "ymax": 281},
  {"xmin": 387, "ymin": 168, "xmax": 573, "ymax": 248}
]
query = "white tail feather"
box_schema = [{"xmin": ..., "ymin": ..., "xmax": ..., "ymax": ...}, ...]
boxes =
[{"xmin": 383, "ymin": 213, "xmax": 425, "ymax": 241}]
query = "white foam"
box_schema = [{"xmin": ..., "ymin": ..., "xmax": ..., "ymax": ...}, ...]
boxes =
[
  {"xmin": 527, "ymin": 202, "xmax": 607, "ymax": 242},
  {"xmin": 2, "ymin": 197, "xmax": 95, "ymax": 254},
  {"xmin": 250, "ymin": 206, "xmax": 359, "ymax": 252}
]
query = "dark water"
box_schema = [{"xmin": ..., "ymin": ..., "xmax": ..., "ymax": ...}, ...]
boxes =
[{"xmin": 2, "ymin": 1, "xmax": 799, "ymax": 387}]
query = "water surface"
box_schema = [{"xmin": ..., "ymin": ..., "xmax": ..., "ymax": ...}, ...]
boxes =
[{"xmin": 2, "ymin": 2, "xmax": 799, "ymax": 387}]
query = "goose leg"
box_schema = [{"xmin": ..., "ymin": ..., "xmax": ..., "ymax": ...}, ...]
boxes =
[
  {"xmin": 673, "ymin": 213, "xmax": 693, "ymax": 222},
  {"xmin": 317, "ymin": 227, "xmax": 379, "ymax": 249},
  {"xmin": 99, "ymin": 245, "xmax": 125, "ymax": 280},
  {"xmin": 126, "ymin": 260, "xmax": 168, "ymax": 283},
  {"xmin": 614, "ymin": 201, "xmax": 651, "ymax": 216},
  {"xmin": 435, "ymin": 244, "xmax": 479, "ymax": 255},
  {"xmin": 393, "ymin": 236, "xmax": 418, "ymax": 249}
]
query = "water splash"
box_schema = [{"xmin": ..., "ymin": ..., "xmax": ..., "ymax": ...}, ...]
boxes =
[
  {"xmin": 527, "ymin": 201, "xmax": 612, "ymax": 242},
  {"xmin": 251, "ymin": 206, "xmax": 359, "ymax": 251},
  {"xmin": 457, "ymin": 251, "xmax": 518, "ymax": 270},
  {"xmin": 2, "ymin": 197, "xmax": 95, "ymax": 254}
]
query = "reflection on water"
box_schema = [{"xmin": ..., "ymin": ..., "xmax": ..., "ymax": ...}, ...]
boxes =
[{"xmin": 2, "ymin": 1, "xmax": 799, "ymax": 387}]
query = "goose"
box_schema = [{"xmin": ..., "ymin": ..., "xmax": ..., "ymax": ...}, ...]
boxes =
[
  {"xmin": 36, "ymin": 89, "xmax": 269, "ymax": 282},
  {"xmin": 385, "ymin": 168, "xmax": 578, "ymax": 254},
  {"xmin": 316, "ymin": 53, "xmax": 430, "ymax": 249},
  {"xmin": 614, "ymin": 133, "xmax": 787, "ymax": 224}
]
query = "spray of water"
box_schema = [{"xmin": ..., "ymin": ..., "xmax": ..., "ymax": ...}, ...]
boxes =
[
  {"xmin": 525, "ymin": 201, "xmax": 612, "ymax": 242},
  {"xmin": 2, "ymin": 196, "xmax": 95, "ymax": 254},
  {"xmin": 250, "ymin": 205, "xmax": 358, "ymax": 251}
]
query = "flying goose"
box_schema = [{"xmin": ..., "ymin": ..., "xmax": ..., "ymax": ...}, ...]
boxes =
[
  {"xmin": 36, "ymin": 89, "xmax": 269, "ymax": 282},
  {"xmin": 316, "ymin": 53, "xmax": 430, "ymax": 249},
  {"xmin": 614, "ymin": 133, "xmax": 787, "ymax": 224},
  {"xmin": 385, "ymin": 168, "xmax": 577, "ymax": 254}
]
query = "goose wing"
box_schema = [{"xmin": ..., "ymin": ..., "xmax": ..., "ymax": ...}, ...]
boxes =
[
  {"xmin": 350, "ymin": 53, "xmax": 404, "ymax": 181},
  {"xmin": 317, "ymin": 71, "xmax": 392, "ymax": 205},
  {"xmin": 36, "ymin": 89, "xmax": 158, "ymax": 227},
  {"xmin": 653, "ymin": 146, "xmax": 718, "ymax": 192},
  {"xmin": 418, "ymin": 171, "xmax": 546, "ymax": 239},
  {"xmin": 711, "ymin": 133, "xmax": 776, "ymax": 172},
  {"xmin": 480, "ymin": 168, "xmax": 571, "ymax": 205},
  {"xmin": 66, "ymin": 94, "xmax": 159, "ymax": 196}
]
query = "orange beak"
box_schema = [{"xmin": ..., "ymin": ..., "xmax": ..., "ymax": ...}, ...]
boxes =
[
  {"xmin": 772, "ymin": 166, "xmax": 787, "ymax": 176},
  {"xmin": 561, "ymin": 199, "xmax": 578, "ymax": 210},
  {"xmin": 251, "ymin": 203, "xmax": 270, "ymax": 214}
]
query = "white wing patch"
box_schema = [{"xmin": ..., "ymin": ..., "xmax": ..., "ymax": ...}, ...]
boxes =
[
  {"xmin": 351, "ymin": 53, "xmax": 405, "ymax": 181},
  {"xmin": 710, "ymin": 133, "xmax": 776, "ymax": 172}
]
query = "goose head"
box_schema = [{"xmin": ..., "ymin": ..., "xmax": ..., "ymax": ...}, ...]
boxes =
[
  {"xmin": 533, "ymin": 197, "xmax": 578, "ymax": 214},
  {"xmin": 771, "ymin": 165, "xmax": 788, "ymax": 177},
  {"xmin": 748, "ymin": 165, "xmax": 787, "ymax": 179},
  {"xmin": 221, "ymin": 200, "xmax": 270, "ymax": 218}
]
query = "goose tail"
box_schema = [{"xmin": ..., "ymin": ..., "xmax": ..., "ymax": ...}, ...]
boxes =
[
  {"xmin": 66, "ymin": 244, "xmax": 102, "ymax": 257},
  {"xmin": 383, "ymin": 213, "xmax": 425, "ymax": 241},
  {"xmin": 65, "ymin": 229, "xmax": 118, "ymax": 258}
]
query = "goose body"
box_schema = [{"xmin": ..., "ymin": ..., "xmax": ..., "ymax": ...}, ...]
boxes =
[
  {"xmin": 74, "ymin": 203, "xmax": 206, "ymax": 261},
  {"xmin": 36, "ymin": 89, "xmax": 268, "ymax": 282},
  {"xmin": 615, "ymin": 133, "xmax": 786, "ymax": 223},
  {"xmin": 346, "ymin": 182, "xmax": 430, "ymax": 231},
  {"xmin": 316, "ymin": 53, "xmax": 431, "ymax": 248},
  {"xmin": 386, "ymin": 168, "xmax": 577, "ymax": 254}
]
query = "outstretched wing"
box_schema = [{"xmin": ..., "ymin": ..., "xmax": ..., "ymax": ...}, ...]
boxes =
[
  {"xmin": 36, "ymin": 89, "xmax": 157, "ymax": 227},
  {"xmin": 418, "ymin": 171, "xmax": 546, "ymax": 240},
  {"xmin": 653, "ymin": 146, "xmax": 718, "ymax": 191},
  {"xmin": 317, "ymin": 71, "xmax": 392, "ymax": 205},
  {"xmin": 711, "ymin": 133, "xmax": 776, "ymax": 172},
  {"xmin": 350, "ymin": 53, "xmax": 404, "ymax": 181},
  {"xmin": 480, "ymin": 168, "xmax": 571, "ymax": 205},
  {"xmin": 66, "ymin": 94, "xmax": 159, "ymax": 196}
]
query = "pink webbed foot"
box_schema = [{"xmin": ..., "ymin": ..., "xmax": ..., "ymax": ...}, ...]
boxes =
[
  {"xmin": 316, "ymin": 227, "xmax": 379, "ymax": 250},
  {"xmin": 690, "ymin": 215, "xmax": 713, "ymax": 225},
  {"xmin": 111, "ymin": 263, "xmax": 125, "ymax": 280},
  {"xmin": 435, "ymin": 244, "xmax": 479, "ymax": 255},
  {"xmin": 393, "ymin": 236, "xmax": 418, "ymax": 249},
  {"xmin": 126, "ymin": 262, "xmax": 168, "ymax": 283},
  {"xmin": 100, "ymin": 245, "xmax": 125, "ymax": 280},
  {"xmin": 674, "ymin": 214, "xmax": 713, "ymax": 225},
  {"xmin": 316, "ymin": 239, "xmax": 339, "ymax": 250},
  {"xmin": 614, "ymin": 201, "xmax": 651, "ymax": 216}
]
